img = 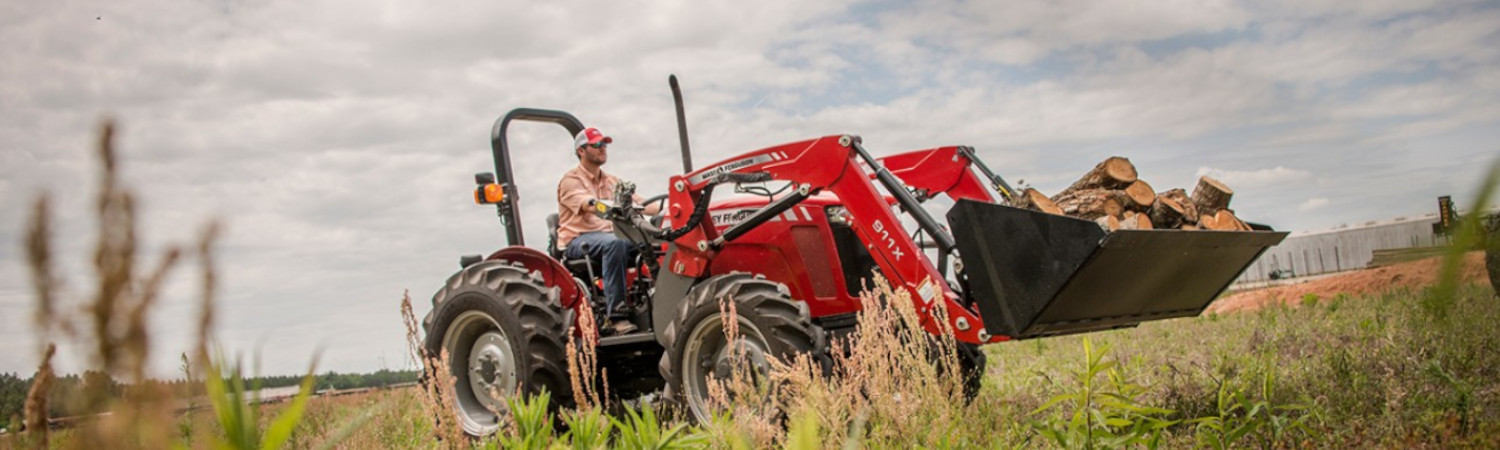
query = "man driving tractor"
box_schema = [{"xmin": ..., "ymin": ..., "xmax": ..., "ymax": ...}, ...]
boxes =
[{"xmin": 557, "ymin": 127, "xmax": 659, "ymax": 335}]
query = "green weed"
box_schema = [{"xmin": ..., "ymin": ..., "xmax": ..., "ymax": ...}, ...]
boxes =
[
  {"xmin": 561, "ymin": 405, "xmax": 612, "ymax": 450},
  {"xmin": 495, "ymin": 391, "xmax": 554, "ymax": 450},
  {"xmin": 1190, "ymin": 372, "xmax": 1316, "ymax": 449},
  {"xmin": 1300, "ymin": 293, "xmax": 1320, "ymax": 308},
  {"xmin": 1030, "ymin": 338, "xmax": 1177, "ymax": 449},
  {"xmin": 608, "ymin": 402, "xmax": 708, "ymax": 449},
  {"xmin": 203, "ymin": 353, "xmax": 317, "ymax": 450}
]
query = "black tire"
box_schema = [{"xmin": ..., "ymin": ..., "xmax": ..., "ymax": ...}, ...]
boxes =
[
  {"xmin": 955, "ymin": 341, "xmax": 987, "ymax": 401},
  {"xmin": 422, "ymin": 260, "xmax": 573, "ymax": 437},
  {"xmin": 658, "ymin": 273, "xmax": 829, "ymax": 424},
  {"xmin": 922, "ymin": 335, "xmax": 986, "ymax": 402}
]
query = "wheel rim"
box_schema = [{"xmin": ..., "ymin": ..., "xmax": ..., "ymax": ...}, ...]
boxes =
[
  {"xmin": 681, "ymin": 312, "xmax": 772, "ymax": 423},
  {"xmin": 444, "ymin": 310, "xmax": 517, "ymax": 435}
]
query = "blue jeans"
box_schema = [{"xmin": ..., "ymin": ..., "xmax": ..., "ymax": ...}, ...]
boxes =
[{"xmin": 565, "ymin": 231, "xmax": 636, "ymax": 317}]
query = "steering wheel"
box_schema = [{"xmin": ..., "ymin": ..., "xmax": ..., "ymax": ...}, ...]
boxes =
[
  {"xmin": 640, "ymin": 194, "xmax": 669, "ymax": 227},
  {"xmin": 641, "ymin": 194, "xmax": 668, "ymax": 211}
]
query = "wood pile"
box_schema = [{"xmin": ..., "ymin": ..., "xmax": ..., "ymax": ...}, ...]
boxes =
[{"xmin": 1017, "ymin": 157, "xmax": 1253, "ymax": 231}]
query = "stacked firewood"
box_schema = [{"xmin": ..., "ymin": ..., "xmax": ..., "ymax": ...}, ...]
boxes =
[{"xmin": 1016, "ymin": 156, "xmax": 1251, "ymax": 231}]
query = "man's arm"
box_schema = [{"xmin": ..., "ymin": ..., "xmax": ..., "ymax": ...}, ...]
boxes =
[
  {"xmin": 558, "ymin": 176, "xmax": 595, "ymax": 215},
  {"xmin": 632, "ymin": 193, "xmax": 663, "ymax": 216}
]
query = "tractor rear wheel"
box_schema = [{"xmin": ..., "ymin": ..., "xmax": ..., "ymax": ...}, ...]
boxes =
[
  {"xmin": 658, "ymin": 273, "xmax": 829, "ymax": 424},
  {"xmin": 422, "ymin": 260, "xmax": 573, "ymax": 437}
]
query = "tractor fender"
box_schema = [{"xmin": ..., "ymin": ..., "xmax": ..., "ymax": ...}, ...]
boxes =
[{"xmin": 485, "ymin": 246, "xmax": 585, "ymax": 310}]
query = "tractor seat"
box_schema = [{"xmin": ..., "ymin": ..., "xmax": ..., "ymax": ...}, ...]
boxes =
[{"xmin": 547, "ymin": 213, "xmax": 596, "ymax": 276}]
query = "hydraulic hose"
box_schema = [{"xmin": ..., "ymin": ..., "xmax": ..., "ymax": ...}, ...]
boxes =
[
  {"xmin": 644, "ymin": 171, "xmax": 765, "ymax": 243},
  {"xmin": 657, "ymin": 184, "xmax": 716, "ymax": 242}
]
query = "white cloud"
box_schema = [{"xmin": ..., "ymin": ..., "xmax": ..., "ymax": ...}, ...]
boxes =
[
  {"xmin": 1195, "ymin": 166, "xmax": 1311, "ymax": 188},
  {"xmin": 1298, "ymin": 197, "xmax": 1331, "ymax": 211}
]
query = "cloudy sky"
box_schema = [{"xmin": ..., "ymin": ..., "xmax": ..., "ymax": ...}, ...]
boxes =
[{"xmin": 2, "ymin": 0, "xmax": 1498, "ymax": 377}]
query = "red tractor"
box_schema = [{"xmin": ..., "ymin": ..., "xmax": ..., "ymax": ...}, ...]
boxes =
[{"xmin": 422, "ymin": 77, "xmax": 1286, "ymax": 435}]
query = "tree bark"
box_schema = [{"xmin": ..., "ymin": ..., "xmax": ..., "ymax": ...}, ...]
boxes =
[
  {"xmin": 1159, "ymin": 188, "xmax": 1198, "ymax": 224},
  {"xmin": 1148, "ymin": 195, "xmax": 1187, "ymax": 229},
  {"xmin": 1054, "ymin": 189, "xmax": 1123, "ymax": 220},
  {"xmin": 1056, "ymin": 157, "xmax": 1138, "ymax": 198},
  {"xmin": 1191, "ymin": 176, "xmax": 1234, "ymax": 216}
]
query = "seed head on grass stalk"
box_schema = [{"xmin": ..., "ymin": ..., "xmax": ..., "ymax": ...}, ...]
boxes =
[
  {"xmin": 400, "ymin": 291, "xmax": 465, "ymax": 447},
  {"xmin": 567, "ymin": 301, "xmax": 602, "ymax": 411},
  {"xmin": 725, "ymin": 274, "xmax": 972, "ymax": 448},
  {"xmin": 22, "ymin": 344, "xmax": 56, "ymax": 448},
  {"xmin": 18, "ymin": 119, "xmax": 199, "ymax": 449},
  {"xmin": 23, "ymin": 189, "xmax": 59, "ymax": 448}
]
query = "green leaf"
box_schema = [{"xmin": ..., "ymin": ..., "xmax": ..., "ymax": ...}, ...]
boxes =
[
  {"xmin": 261, "ymin": 370, "xmax": 317, "ymax": 450},
  {"xmin": 1030, "ymin": 394, "xmax": 1077, "ymax": 415}
]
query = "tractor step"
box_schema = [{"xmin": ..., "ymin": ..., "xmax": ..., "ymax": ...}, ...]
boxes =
[{"xmin": 947, "ymin": 199, "xmax": 1287, "ymax": 340}]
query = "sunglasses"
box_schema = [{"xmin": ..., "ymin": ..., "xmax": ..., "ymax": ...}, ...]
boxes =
[{"xmin": 585, "ymin": 142, "xmax": 608, "ymax": 149}]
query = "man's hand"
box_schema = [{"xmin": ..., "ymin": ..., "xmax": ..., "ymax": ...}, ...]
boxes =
[{"xmin": 636, "ymin": 196, "xmax": 663, "ymax": 216}]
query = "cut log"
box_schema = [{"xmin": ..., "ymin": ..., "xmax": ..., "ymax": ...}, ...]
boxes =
[
  {"xmin": 1200, "ymin": 210, "xmax": 1243, "ymax": 231},
  {"xmin": 1057, "ymin": 157, "xmax": 1138, "ymax": 197},
  {"xmin": 1199, "ymin": 213, "xmax": 1219, "ymax": 230},
  {"xmin": 1148, "ymin": 195, "xmax": 1187, "ymax": 229},
  {"xmin": 1121, "ymin": 180, "xmax": 1155, "ymax": 211},
  {"xmin": 1159, "ymin": 188, "xmax": 1198, "ymax": 224},
  {"xmin": 1053, "ymin": 189, "xmax": 1124, "ymax": 220},
  {"xmin": 1094, "ymin": 214, "xmax": 1120, "ymax": 231},
  {"xmin": 1215, "ymin": 209, "xmax": 1249, "ymax": 231},
  {"xmin": 1190, "ymin": 176, "xmax": 1233, "ymax": 216},
  {"xmin": 1181, "ymin": 223, "xmax": 1200, "ymax": 231},
  {"xmin": 1120, "ymin": 211, "xmax": 1153, "ymax": 230},
  {"xmin": 1011, "ymin": 188, "xmax": 1063, "ymax": 215}
]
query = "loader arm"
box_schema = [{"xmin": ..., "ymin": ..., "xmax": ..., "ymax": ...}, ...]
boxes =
[
  {"xmin": 661, "ymin": 135, "xmax": 998, "ymax": 344},
  {"xmin": 878, "ymin": 146, "xmax": 1020, "ymax": 205}
]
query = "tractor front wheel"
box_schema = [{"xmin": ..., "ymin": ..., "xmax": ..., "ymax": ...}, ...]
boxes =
[
  {"xmin": 422, "ymin": 260, "xmax": 573, "ymax": 437},
  {"xmin": 658, "ymin": 273, "xmax": 829, "ymax": 424},
  {"xmin": 956, "ymin": 341, "xmax": 987, "ymax": 401}
]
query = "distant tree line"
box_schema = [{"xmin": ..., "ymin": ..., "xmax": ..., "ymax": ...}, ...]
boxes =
[{"xmin": 0, "ymin": 369, "xmax": 418, "ymax": 431}]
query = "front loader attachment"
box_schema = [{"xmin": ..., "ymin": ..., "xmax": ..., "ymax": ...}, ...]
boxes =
[{"xmin": 947, "ymin": 199, "xmax": 1286, "ymax": 340}]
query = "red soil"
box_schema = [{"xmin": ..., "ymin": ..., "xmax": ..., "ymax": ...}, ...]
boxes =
[{"xmin": 1206, "ymin": 252, "xmax": 1494, "ymax": 314}]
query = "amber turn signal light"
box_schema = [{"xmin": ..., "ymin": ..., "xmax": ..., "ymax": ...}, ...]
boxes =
[{"xmin": 474, "ymin": 183, "xmax": 504, "ymax": 204}]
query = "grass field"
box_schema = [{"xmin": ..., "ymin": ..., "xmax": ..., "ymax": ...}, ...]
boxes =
[
  {"xmin": 43, "ymin": 278, "xmax": 1479, "ymax": 449},
  {"xmin": 346, "ymin": 282, "xmax": 1499, "ymax": 448}
]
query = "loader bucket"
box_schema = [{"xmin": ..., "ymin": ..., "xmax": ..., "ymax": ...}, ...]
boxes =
[{"xmin": 946, "ymin": 199, "xmax": 1287, "ymax": 340}]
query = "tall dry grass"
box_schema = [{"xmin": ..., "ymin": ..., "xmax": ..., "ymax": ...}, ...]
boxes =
[
  {"xmin": 15, "ymin": 120, "xmax": 219, "ymax": 449},
  {"xmin": 398, "ymin": 290, "xmax": 464, "ymax": 447},
  {"xmin": 567, "ymin": 297, "xmax": 603, "ymax": 411},
  {"xmin": 6, "ymin": 119, "xmax": 361, "ymax": 449},
  {"xmin": 701, "ymin": 275, "xmax": 977, "ymax": 448}
]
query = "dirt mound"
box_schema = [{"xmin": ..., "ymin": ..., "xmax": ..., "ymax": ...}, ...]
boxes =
[{"xmin": 1207, "ymin": 251, "xmax": 1494, "ymax": 314}]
